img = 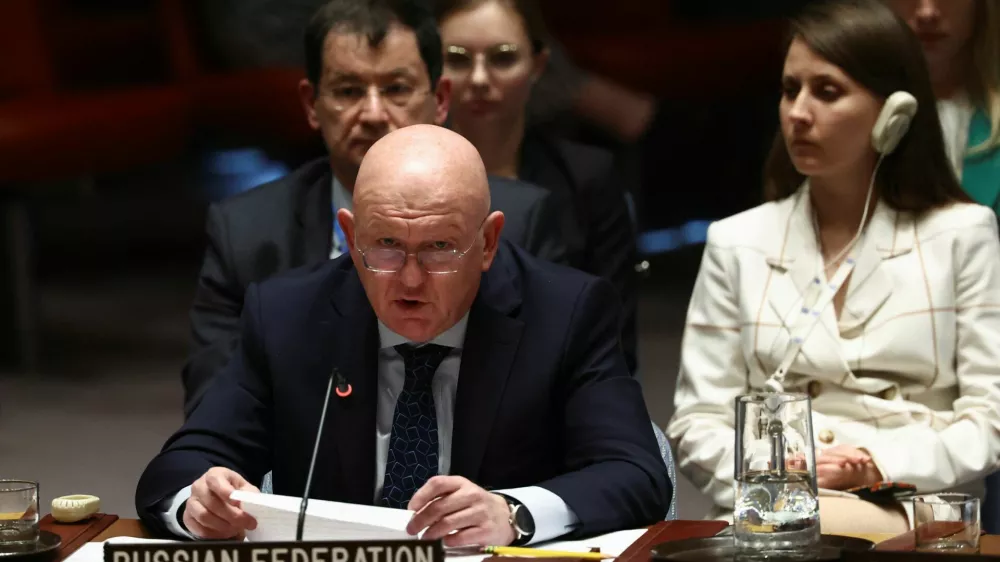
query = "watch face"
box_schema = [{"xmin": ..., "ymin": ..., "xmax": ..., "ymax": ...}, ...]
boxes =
[{"xmin": 514, "ymin": 503, "xmax": 535, "ymax": 534}]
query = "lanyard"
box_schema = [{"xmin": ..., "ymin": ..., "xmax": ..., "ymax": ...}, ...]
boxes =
[{"xmin": 770, "ymin": 254, "xmax": 857, "ymax": 387}]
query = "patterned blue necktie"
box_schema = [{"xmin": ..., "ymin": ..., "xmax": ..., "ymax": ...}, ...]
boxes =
[{"xmin": 379, "ymin": 343, "xmax": 451, "ymax": 508}]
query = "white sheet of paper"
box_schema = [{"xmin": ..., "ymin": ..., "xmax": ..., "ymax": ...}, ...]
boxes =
[
  {"xmin": 537, "ymin": 528, "xmax": 648, "ymax": 557},
  {"xmin": 232, "ymin": 490, "xmax": 415, "ymax": 542},
  {"xmin": 62, "ymin": 537, "xmax": 176, "ymax": 562}
]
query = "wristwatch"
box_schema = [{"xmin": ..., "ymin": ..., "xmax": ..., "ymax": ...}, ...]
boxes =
[{"xmin": 502, "ymin": 496, "xmax": 535, "ymax": 546}]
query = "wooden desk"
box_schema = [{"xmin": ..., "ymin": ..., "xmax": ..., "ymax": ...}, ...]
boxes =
[
  {"xmin": 93, "ymin": 519, "xmax": 153, "ymax": 541},
  {"xmin": 844, "ymin": 532, "xmax": 1000, "ymax": 556},
  {"xmin": 87, "ymin": 519, "xmax": 1000, "ymax": 557}
]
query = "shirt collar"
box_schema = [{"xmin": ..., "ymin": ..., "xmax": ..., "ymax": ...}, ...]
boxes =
[
  {"xmin": 378, "ymin": 313, "xmax": 470, "ymax": 350},
  {"xmin": 331, "ymin": 176, "xmax": 354, "ymax": 212}
]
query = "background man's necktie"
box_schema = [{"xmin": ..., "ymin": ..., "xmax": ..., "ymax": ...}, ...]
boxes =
[{"xmin": 379, "ymin": 343, "xmax": 451, "ymax": 508}]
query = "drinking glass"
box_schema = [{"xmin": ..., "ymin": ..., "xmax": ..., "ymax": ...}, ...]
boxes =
[
  {"xmin": 734, "ymin": 393, "xmax": 820, "ymax": 557},
  {"xmin": 913, "ymin": 493, "xmax": 980, "ymax": 553},
  {"xmin": 0, "ymin": 480, "xmax": 39, "ymax": 547}
]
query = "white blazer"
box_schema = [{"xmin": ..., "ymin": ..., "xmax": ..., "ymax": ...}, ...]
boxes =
[{"xmin": 667, "ymin": 185, "xmax": 1000, "ymax": 519}]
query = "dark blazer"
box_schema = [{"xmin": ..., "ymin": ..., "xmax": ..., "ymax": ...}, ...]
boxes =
[
  {"xmin": 183, "ymin": 158, "xmax": 569, "ymax": 416},
  {"xmin": 520, "ymin": 133, "xmax": 639, "ymax": 374},
  {"xmin": 138, "ymin": 242, "xmax": 671, "ymax": 539}
]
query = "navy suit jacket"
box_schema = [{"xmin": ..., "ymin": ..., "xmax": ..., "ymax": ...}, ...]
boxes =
[{"xmin": 136, "ymin": 241, "xmax": 670, "ymax": 538}]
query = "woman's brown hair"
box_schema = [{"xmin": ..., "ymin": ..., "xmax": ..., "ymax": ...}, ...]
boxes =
[
  {"xmin": 763, "ymin": 0, "xmax": 969, "ymax": 212},
  {"xmin": 432, "ymin": 0, "xmax": 549, "ymax": 53}
]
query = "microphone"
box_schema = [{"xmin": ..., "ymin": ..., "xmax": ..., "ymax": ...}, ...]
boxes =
[{"xmin": 295, "ymin": 367, "xmax": 348, "ymax": 540}]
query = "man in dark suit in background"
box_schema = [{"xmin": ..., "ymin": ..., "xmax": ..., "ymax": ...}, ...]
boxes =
[
  {"xmin": 137, "ymin": 125, "xmax": 669, "ymax": 545},
  {"xmin": 183, "ymin": 0, "xmax": 570, "ymax": 416}
]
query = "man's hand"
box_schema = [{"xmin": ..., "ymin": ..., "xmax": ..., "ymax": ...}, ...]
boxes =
[
  {"xmin": 183, "ymin": 467, "xmax": 260, "ymax": 539},
  {"xmin": 816, "ymin": 445, "xmax": 882, "ymax": 490},
  {"xmin": 406, "ymin": 476, "xmax": 515, "ymax": 547}
]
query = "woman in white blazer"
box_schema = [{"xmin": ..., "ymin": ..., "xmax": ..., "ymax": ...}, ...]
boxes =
[{"xmin": 667, "ymin": 0, "xmax": 1000, "ymax": 535}]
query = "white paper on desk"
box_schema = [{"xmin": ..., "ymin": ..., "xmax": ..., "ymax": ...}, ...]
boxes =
[
  {"xmin": 232, "ymin": 490, "xmax": 414, "ymax": 542},
  {"xmin": 536, "ymin": 528, "xmax": 648, "ymax": 557},
  {"xmin": 62, "ymin": 537, "xmax": 176, "ymax": 562}
]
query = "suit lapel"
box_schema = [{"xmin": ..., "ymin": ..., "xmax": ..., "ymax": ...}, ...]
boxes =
[
  {"xmin": 763, "ymin": 187, "xmax": 842, "ymax": 372},
  {"xmin": 310, "ymin": 263, "xmax": 379, "ymax": 504},
  {"xmin": 839, "ymin": 204, "xmax": 911, "ymax": 334},
  {"xmin": 765, "ymin": 188, "xmax": 822, "ymax": 337},
  {"xmin": 450, "ymin": 252, "xmax": 524, "ymax": 483},
  {"xmin": 295, "ymin": 163, "xmax": 334, "ymax": 267}
]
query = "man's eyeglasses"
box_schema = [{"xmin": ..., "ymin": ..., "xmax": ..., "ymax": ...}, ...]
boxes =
[
  {"xmin": 355, "ymin": 220, "xmax": 487, "ymax": 274},
  {"xmin": 327, "ymin": 83, "xmax": 429, "ymax": 112}
]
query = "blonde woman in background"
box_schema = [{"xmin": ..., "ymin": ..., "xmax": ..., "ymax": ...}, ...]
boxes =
[{"xmin": 888, "ymin": 0, "xmax": 1000, "ymax": 210}]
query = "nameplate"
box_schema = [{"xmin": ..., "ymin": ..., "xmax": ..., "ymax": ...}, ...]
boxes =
[{"xmin": 104, "ymin": 540, "xmax": 444, "ymax": 562}]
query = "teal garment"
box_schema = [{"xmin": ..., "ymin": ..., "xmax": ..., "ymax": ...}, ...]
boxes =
[{"xmin": 962, "ymin": 109, "xmax": 1000, "ymax": 212}]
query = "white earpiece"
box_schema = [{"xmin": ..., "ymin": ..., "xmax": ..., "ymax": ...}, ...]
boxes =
[{"xmin": 871, "ymin": 91, "xmax": 918, "ymax": 155}]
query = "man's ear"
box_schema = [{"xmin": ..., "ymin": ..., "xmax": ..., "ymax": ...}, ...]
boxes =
[
  {"xmin": 338, "ymin": 208, "xmax": 356, "ymax": 250},
  {"xmin": 298, "ymin": 79, "xmax": 321, "ymax": 131},
  {"xmin": 480, "ymin": 210, "xmax": 505, "ymax": 270},
  {"xmin": 433, "ymin": 76, "xmax": 452, "ymax": 126}
]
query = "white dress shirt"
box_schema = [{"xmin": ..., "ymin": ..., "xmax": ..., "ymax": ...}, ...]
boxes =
[{"xmin": 160, "ymin": 316, "xmax": 578, "ymax": 543}]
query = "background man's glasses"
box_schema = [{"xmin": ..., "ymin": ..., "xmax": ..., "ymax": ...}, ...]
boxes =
[{"xmin": 327, "ymin": 84, "xmax": 429, "ymax": 112}]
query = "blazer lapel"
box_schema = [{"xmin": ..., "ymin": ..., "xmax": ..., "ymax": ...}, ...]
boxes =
[
  {"xmin": 311, "ymin": 263, "xmax": 379, "ymax": 504},
  {"xmin": 450, "ymin": 254, "xmax": 524, "ymax": 483},
  {"xmin": 962, "ymin": 110, "xmax": 1000, "ymax": 211},
  {"xmin": 295, "ymin": 163, "xmax": 334, "ymax": 267},
  {"xmin": 765, "ymin": 189, "xmax": 821, "ymax": 335},
  {"xmin": 763, "ymin": 187, "xmax": 842, "ymax": 373},
  {"xmin": 839, "ymin": 204, "xmax": 911, "ymax": 334}
]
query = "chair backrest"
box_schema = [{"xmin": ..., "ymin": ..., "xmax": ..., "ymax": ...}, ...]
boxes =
[
  {"xmin": 985, "ymin": 471, "xmax": 1000, "ymax": 534},
  {"xmin": 651, "ymin": 422, "xmax": 678, "ymax": 520},
  {"xmin": 262, "ymin": 422, "xmax": 680, "ymax": 521}
]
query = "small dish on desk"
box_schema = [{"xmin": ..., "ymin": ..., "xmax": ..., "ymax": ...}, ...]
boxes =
[
  {"xmin": 651, "ymin": 534, "xmax": 874, "ymax": 561},
  {"xmin": 0, "ymin": 531, "xmax": 61, "ymax": 560},
  {"xmin": 51, "ymin": 495, "xmax": 101, "ymax": 524}
]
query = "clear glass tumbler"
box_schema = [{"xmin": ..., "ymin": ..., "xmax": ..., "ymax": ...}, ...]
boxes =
[
  {"xmin": 913, "ymin": 493, "xmax": 980, "ymax": 553},
  {"xmin": 0, "ymin": 480, "xmax": 39, "ymax": 547},
  {"xmin": 734, "ymin": 393, "xmax": 820, "ymax": 557}
]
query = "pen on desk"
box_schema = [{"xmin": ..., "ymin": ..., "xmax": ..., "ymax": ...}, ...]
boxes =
[{"xmin": 482, "ymin": 546, "xmax": 614, "ymax": 559}]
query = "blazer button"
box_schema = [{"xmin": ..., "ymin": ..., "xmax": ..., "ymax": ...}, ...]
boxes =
[
  {"xmin": 880, "ymin": 387, "xmax": 899, "ymax": 400},
  {"xmin": 807, "ymin": 381, "xmax": 823, "ymax": 398},
  {"xmin": 818, "ymin": 429, "xmax": 835, "ymax": 444}
]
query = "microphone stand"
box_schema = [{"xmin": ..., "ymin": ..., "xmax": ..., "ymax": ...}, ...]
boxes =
[{"xmin": 295, "ymin": 371, "xmax": 338, "ymax": 541}]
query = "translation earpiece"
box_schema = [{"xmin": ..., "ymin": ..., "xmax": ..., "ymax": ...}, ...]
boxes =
[{"xmin": 871, "ymin": 91, "xmax": 918, "ymax": 155}]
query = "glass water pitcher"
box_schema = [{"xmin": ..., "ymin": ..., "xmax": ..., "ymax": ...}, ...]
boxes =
[{"xmin": 734, "ymin": 392, "xmax": 821, "ymax": 557}]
